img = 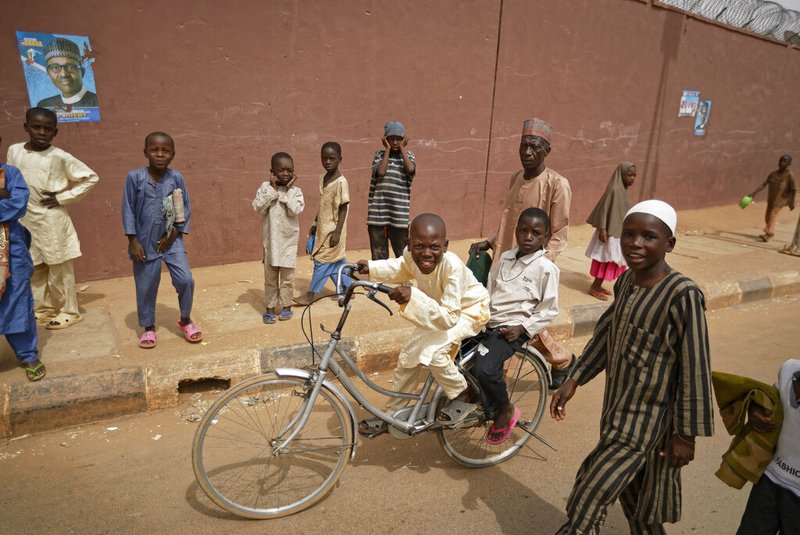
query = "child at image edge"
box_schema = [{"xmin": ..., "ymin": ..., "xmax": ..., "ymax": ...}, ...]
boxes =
[
  {"xmin": 0, "ymin": 151, "xmax": 47, "ymax": 381},
  {"xmin": 355, "ymin": 213, "xmax": 490, "ymax": 435},
  {"xmin": 6, "ymin": 107, "xmax": 99, "ymax": 330},
  {"xmin": 252, "ymin": 152, "xmax": 304, "ymax": 323},
  {"xmin": 122, "ymin": 132, "xmax": 202, "ymax": 348},
  {"xmin": 736, "ymin": 359, "xmax": 800, "ymax": 534},
  {"xmin": 295, "ymin": 141, "xmax": 352, "ymax": 305},
  {"xmin": 749, "ymin": 154, "xmax": 795, "ymax": 242}
]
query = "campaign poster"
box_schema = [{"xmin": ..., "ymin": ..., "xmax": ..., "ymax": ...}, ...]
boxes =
[
  {"xmin": 16, "ymin": 31, "xmax": 100, "ymax": 123},
  {"xmin": 678, "ymin": 90, "xmax": 700, "ymax": 117},
  {"xmin": 693, "ymin": 100, "xmax": 712, "ymax": 137}
]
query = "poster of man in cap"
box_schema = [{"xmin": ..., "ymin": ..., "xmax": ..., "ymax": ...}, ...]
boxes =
[{"xmin": 16, "ymin": 31, "xmax": 100, "ymax": 123}]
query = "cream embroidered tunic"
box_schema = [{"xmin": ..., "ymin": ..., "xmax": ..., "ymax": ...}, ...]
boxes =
[
  {"xmin": 369, "ymin": 251, "xmax": 489, "ymax": 368},
  {"xmin": 252, "ymin": 182, "xmax": 305, "ymax": 268},
  {"xmin": 494, "ymin": 167, "xmax": 571, "ymax": 263},
  {"xmin": 7, "ymin": 143, "xmax": 99, "ymax": 265}
]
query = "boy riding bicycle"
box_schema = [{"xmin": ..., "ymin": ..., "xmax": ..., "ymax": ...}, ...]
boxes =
[{"xmin": 355, "ymin": 213, "xmax": 489, "ymax": 435}]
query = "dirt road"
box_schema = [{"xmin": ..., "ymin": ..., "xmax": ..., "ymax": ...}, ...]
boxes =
[{"xmin": 1, "ymin": 296, "xmax": 798, "ymax": 534}]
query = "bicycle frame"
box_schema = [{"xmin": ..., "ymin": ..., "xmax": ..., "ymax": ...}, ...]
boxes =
[{"xmin": 270, "ymin": 265, "xmax": 550, "ymax": 456}]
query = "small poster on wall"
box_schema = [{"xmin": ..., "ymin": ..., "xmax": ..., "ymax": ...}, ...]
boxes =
[
  {"xmin": 678, "ymin": 90, "xmax": 700, "ymax": 117},
  {"xmin": 16, "ymin": 31, "xmax": 100, "ymax": 123},
  {"xmin": 693, "ymin": 100, "xmax": 712, "ymax": 136}
]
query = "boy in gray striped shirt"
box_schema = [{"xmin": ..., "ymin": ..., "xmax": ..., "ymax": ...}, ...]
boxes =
[{"xmin": 367, "ymin": 121, "xmax": 416, "ymax": 260}]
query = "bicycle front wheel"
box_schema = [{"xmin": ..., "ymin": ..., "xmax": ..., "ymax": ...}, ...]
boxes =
[
  {"xmin": 438, "ymin": 350, "xmax": 548, "ymax": 467},
  {"xmin": 192, "ymin": 375, "xmax": 353, "ymax": 519}
]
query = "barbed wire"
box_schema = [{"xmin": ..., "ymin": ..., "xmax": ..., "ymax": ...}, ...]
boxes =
[{"xmin": 658, "ymin": 0, "xmax": 800, "ymax": 43}]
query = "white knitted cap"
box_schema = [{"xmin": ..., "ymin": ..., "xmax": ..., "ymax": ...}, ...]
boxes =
[{"xmin": 625, "ymin": 200, "xmax": 677, "ymax": 236}]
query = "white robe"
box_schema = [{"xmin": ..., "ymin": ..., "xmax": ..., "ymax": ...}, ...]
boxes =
[
  {"xmin": 252, "ymin": 182, "xmax": 304, "ymax": 268},
  {"xmin": 369, "ymin": 251, "xmax": 489, "ymax": 368},
  {"xmin": 7, "ymin": 143, "xmax": 98, "ymax": 265}
]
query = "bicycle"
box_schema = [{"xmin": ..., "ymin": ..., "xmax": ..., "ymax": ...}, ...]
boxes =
[{"xmin": 192, "ymin": 264, "xmax": 552, "ymax": 519}]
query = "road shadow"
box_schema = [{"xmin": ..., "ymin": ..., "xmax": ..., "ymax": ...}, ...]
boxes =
[
  {"xmin": 559, "ymin": 271, "xmax": 595, "ymax": 294},
  {"xmin": 353, "ymin": 432, "xmax": 567, "ymax": 534},
  {"xmin": 76, "ymin": 291, "xmax": 106, "ymax": 306},
  {"xmin": 236, "ymin": 288, "xmax": 264, "ymax": 314},
  {"xmin": 184, "ymin": 476, "xmax": 255, "ymax": 521},
  {"xmin": 0, "ymin": 338, "xmax": 20, "ymax": 372},
  {"xmin": 124, "ymin": 303, "xmax": 180, "ymax": 330}
]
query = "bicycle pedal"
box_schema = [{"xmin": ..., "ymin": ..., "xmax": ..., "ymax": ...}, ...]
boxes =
[{"xmin": 358, "ymin": 419, "xmax": 388, "ymax": 439}]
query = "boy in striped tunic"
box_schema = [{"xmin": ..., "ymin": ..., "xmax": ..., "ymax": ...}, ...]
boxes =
[
  {"xmin": 551, "ymin": 200, "xmax": 714, "ymax": 534},
  {"xmin": 367, "ymin": 121, "xmax": 416, "ymax": 260}
]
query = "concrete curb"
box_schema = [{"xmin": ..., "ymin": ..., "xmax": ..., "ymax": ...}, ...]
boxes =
[{"xmin": 2, "ymin": 269, "xmax": 799, "ymax": 438}]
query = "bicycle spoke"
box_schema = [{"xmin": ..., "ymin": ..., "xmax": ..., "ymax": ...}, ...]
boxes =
[{"xmin": 193, "ymin": 377, "xmax": 352, "ymax": 518}]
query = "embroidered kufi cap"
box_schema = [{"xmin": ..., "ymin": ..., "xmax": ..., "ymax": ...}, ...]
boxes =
[
  {"xmin": 44, "ymin": 37, "xmax": 81, "ymax": 62},
  {"xmin": 521, "ymin": 118, "xmax": 553, "ymax": 144}
]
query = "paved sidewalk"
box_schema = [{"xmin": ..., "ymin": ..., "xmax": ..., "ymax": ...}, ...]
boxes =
[{"xmin": 1, "ymin": 204, "xmax": 799, "ymax": 437}]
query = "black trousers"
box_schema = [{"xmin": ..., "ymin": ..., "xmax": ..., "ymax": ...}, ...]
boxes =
[
  {"xmin": 737, "ymin": 475, "xmax": 800, "ymax": 535},
  {"xmin": 368, "ymin": 224, "xmax": 408, "ymax": 260},
  {"xmin": 471, "ymin": 327, "xmax": 530, "ymax": 418}
]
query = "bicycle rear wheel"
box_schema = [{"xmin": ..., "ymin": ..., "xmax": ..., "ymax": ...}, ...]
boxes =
[
  {"xmin": 192, "ymin": 375, "xmax": 353, "ymax": 519},
  {"xmin": 437, "ymin": 350, "xmax": 547, "ymax": 467}
]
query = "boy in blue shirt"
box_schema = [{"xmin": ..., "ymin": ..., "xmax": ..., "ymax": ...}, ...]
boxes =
[{"xmin": 122, "ymin": 132, "xmax": 202, "ymax": 348}]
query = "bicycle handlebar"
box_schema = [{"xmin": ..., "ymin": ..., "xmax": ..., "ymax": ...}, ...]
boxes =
[{"xmin": 336, "ymin": 263, "xmax": 393, "ymax": 311}]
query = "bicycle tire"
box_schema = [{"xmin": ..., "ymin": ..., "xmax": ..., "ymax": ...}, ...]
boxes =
[
  {"xmin": 437, "ymin": 350, "xmax": 548, "ymax": 467},
  {"xmin": 192, "ymin": 375, "xmax": 353, "ymax": 518}
]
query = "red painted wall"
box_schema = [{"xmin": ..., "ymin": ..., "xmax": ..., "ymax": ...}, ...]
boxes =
[{"xmin": 2, "ymin": 0, "xmax": 797, "ymax": 280}]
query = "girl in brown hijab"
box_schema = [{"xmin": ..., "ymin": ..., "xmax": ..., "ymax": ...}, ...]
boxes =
[{"xmin": 584, "ymin": 162, "xmax": 636, "ymax": 300}]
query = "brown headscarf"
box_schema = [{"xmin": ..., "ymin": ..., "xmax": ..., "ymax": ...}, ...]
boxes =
[{"xmin": 585, "ymin": 162, "xmax": 635, "ymax": 238}]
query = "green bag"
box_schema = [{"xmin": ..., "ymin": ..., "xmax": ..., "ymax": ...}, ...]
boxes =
[{"xmin": 466, "ymin": 248, "xmax": 492, "ymax": 286}]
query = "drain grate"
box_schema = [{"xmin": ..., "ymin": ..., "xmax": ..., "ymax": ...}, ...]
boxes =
[{"xmin": 178, "ymin": 378, "xmax": 231, "ymax": 394}]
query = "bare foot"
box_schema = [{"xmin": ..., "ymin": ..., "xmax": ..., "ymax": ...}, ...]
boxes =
[{"xmin": 488, "ymin": 403, "xmax": 515, "ymax": 441}]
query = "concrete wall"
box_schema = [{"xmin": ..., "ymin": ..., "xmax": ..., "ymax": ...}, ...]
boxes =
[{"xmin": 2, "ymin": 0, "xmax": 798, "ymax": 281}]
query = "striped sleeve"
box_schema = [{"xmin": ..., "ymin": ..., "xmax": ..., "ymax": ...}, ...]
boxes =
[
  {"xmin": 672, "ymin": 287, "xmax": 714, "ymax": 437},
  {"xmin": 571, "ymin": 304, "xmax": 613, "ymax": 386}
]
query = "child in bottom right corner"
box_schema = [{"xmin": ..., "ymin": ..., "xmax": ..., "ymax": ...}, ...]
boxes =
[{"xmin": 736, "ymin": 358, "xmax": 800, "ymax": 535}]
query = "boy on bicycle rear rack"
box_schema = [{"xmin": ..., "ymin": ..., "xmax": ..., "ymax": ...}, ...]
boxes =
[
  {"xmin": 355, "ymin": 213, "xmax": 489, "ymax": 436},
  {"xmin": 472, "ymin": 207, "xmax": 560, "ymax": 445}
]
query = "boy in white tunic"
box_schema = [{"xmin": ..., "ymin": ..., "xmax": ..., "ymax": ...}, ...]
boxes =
[
  {"xmin": 252, "ymin": 152, "xmax": 304, "ymax": 323},
  {"xmin": 6, "ymin": 107, "xmax": 98, "ymax": 329},
  {"xmin": 356, "ymin": 213, "xmax": 489, "ymax": 430},
  {"xmin": 474, "ymin": 207, "xmax": 559, "ymax": 445}
]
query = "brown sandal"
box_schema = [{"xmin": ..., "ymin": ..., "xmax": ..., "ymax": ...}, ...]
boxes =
[{"xmin": 588, "ymin": 288, "xmax": 609, "ymax": 301}]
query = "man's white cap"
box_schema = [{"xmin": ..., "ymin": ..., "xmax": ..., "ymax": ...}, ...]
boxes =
[{"xmin": 625, "ymin": 200, "xmax": 677, "ymax": 236}]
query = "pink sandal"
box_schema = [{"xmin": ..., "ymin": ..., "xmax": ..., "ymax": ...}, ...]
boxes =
[
  {"xmin": 177, "ymin": 321, "xmax": 203, "ymax": 343},
  {"xmin": 485, "ymin": 406, "xmax": 521, "ymax": 445},
  {"xmin": 138, "ymin": 330, "xmax": 157, "ymax": 349}
]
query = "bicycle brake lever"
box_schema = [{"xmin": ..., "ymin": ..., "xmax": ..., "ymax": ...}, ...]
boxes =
[{"xmin": 367, "ymin": 290, "xmax": 393, "ymax": 316}]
